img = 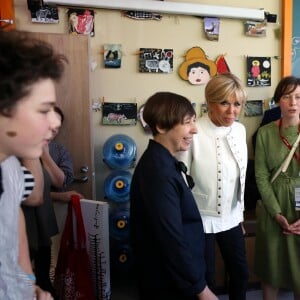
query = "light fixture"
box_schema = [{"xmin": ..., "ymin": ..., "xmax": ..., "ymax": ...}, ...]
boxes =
[{"xmin": 45, "ymin": 0, "xmax": 265, "ymax": 21}]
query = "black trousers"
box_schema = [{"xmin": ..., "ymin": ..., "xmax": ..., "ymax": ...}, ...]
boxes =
[{"xmin": 205, "ymin": 224, "xmax": 249, "ymax": 300}]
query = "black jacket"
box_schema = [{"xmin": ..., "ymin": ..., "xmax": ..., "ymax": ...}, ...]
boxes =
[{"xmin": 130, "ymin": 140, "xmax": 206, "ymax": 300}]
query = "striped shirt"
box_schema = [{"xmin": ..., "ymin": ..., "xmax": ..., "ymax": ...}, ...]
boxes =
[{"xmin": 21, "ymin": 166, "xmax": 35, "ymax": 200}]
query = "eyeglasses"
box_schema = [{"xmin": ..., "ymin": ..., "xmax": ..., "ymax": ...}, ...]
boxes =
[{"xmin": 177, "ymin": 161, "xmax": 195, "ymax": 189}]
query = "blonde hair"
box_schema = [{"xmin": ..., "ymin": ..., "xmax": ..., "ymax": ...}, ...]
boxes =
[{"xmin": 205, "ymin": 73, "xmax": 247, "ymax": 105}]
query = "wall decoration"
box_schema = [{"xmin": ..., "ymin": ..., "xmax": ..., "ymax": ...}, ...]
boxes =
[
  {"xmin": 178, "ymin": 47, "xmax": 217, "ymax": 85},
  {"xmin": 245, "ymin": 21, "xmax": 267, "ymax": 37},
  {"xmin": 29, "ymin": 4, "xmax": 59, "ymax": 23},
  {"xmin": 68, "ymin": 8, "xmax": 95, "ymax": 36},
  {"xmin": 244, "ymin": 100, "xmax": 263, "ymax": 117},
  {"xmin": 204, "ymin": 17, "xmax": 220, "ymax": 41},
  {"xmin": 246, "ymin": 56, "xmax": 271, "ymax": 87},
  {"xmin": 123, "ymin": 11, "xmax": 162, "ymax": 20},
  {"xmin": 104, "ymin": 44, "xmax": 122, "ymax": 68},
  {"xmin": 138, "ymin": 104, "xmax": 151, "ymax": 134},
  {"xmin": 215, "ymin": 54, "xmax": 230, "ymax": 74},
  {"xmin": 139, "ymin": 48, "xmax": 173, "ymax": 73},
  {"xmin": 102, "ymin": 103, "xmax": 137, "ymax": 125}
]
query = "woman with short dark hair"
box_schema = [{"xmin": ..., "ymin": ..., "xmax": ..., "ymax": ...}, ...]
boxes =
[{"xmin": 130, "ymin": 91, "xmax": 217, "ymax": 300}]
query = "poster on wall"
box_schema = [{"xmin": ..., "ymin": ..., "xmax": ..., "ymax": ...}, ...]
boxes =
[
  {"xmin": 246, "ymin": 56, "xmax": 271, "ymax": 87},
  {"xmin": 29, "ymin": 5, "xmax": 59, "ymax": 23},
  {"xmin": 244, "ymin": 21, "xmax": 267, "ymax": 37},
  {"xmin": 244, "ymin": 100, "xmax": 263, "ymax": 117},
  {"xmin": 204, "ymin": 17, "xmax": 220, "ymax": 41},
  {"xmin": 102, "ymin": 102, "xmax": 137, "ymax": 125},
  {"xmin": 139, "ymin": 48, "xmax": 173, "ymax": 73},
  {"xmin": 68, "ymin": 8, "xmax": 95, "ymax": 36},
  {"xmin": 104, "ymin": 44, "xmax": 122, "ymax": 68}
]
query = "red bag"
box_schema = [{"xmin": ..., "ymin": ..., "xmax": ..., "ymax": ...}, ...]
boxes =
[{"xmin": 54, "ymin": 195, "xmax": 95, "ymax": 300}]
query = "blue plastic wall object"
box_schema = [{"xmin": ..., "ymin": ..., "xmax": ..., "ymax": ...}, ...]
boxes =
[
  {"xmin": 110, "ymin": 243, "xmax": 133, "ymax": 273},
  {"xmin": 104, "ymin": 170, "xmax": 132, "ymax": 203},
  {"xmin": 103, "ymin": 134, "xmax": 137, "ymax": 169},
  {"xmin": 109, "ymin": 208, "xmax": 130, "ymax": 240}
]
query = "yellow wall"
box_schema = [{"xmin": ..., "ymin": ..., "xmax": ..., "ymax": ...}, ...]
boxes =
[{"xmin": 14, "ymin": 0, "xmax": 281, "ymax": 200}]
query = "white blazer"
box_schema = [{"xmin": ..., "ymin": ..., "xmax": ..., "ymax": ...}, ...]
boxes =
[{"xmin": 177, "ymin": 115, "xmax": 247, "ymax": 218}]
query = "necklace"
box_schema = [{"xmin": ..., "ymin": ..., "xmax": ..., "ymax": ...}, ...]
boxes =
[{"xmin": 278, "ymin": 118, "xmax": 300, "ymax": 162}]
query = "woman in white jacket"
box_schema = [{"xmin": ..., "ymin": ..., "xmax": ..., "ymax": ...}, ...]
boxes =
[{"xmin": 177, "ymin": 73, "xmax": 248, "ymax": 300}]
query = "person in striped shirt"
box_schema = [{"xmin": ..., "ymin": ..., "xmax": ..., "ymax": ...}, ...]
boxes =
[{"xmin": 0, "ymin": 30, "xmax": 67, "ymax": 300}]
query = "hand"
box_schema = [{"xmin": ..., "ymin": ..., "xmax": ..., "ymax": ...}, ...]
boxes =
[
  {"xmin": 286, "ymin": 219, "xmax": 300, "ymax": 235},
  {"xmin": 63, "ymin": 190, "xmax": 84, "ymax": 202},
  {"xmin": 274, "ymin": 214, "xmax": 290, "ymax": 232},
  {"xmin": 34, "ymin": 285, "xmax": 53, "ymax": 300},
  {"xmin": 197, "ymin": 286, "xmax": 218, "ymax": 300}
]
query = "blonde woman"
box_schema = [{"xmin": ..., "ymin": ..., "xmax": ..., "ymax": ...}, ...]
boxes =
[{"xmin": 177, "ymin": 73, "xmax": 249, "ymax": 300}]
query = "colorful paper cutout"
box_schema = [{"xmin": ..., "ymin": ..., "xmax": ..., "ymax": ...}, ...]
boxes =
[
  {"xmin": 178, "ymin": 47, "xmax": 217, "ymax": 85},
  {"xmin": 215, "ymin": 55, "xmax": 230, "ymax": 74}
]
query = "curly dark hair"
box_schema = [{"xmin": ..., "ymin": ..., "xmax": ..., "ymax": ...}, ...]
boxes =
[{"xmin": 0, "ymin": 30, "xmax": 67, "ymax": 116}]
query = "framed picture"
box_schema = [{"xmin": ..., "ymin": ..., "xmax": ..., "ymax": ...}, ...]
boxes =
[
  {"xmin": 68, "ymin": 8, "xmax": 95, "ymax": 36},
  {"xmin": 104, "ymin": 44, "xmax": 122, "ymax": 68},
  {"xmin": 246, "ymin": 56, "xmax": 271, "ymax": 87},
  {"xmin": 139, "ymin": 48, "xmax": 173, "ymax": 73},
  {"xmin": 244, "ymin": 21, "xmax": 266, "ymax": 37},
  {"xmin": 102, "ymin": 102, "xmax": 137, "ymax": 125},
  {"xmin": 244, "ymin": 100, "xmax": 263, "ymax": 117}
]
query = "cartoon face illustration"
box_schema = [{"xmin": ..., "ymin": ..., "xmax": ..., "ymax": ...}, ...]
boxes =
[
  {"xmin": 178, "ymin": 47, "xmax": 217, "ymax": 85},
  {"xmin": 187, "ymin": 62, "xmax": 211, "ymax": 85}
]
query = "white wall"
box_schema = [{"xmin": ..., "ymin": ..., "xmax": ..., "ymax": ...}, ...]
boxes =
[{"xmin": 14, "ymin": 0, "xmax": 281, "ymax": 200}]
